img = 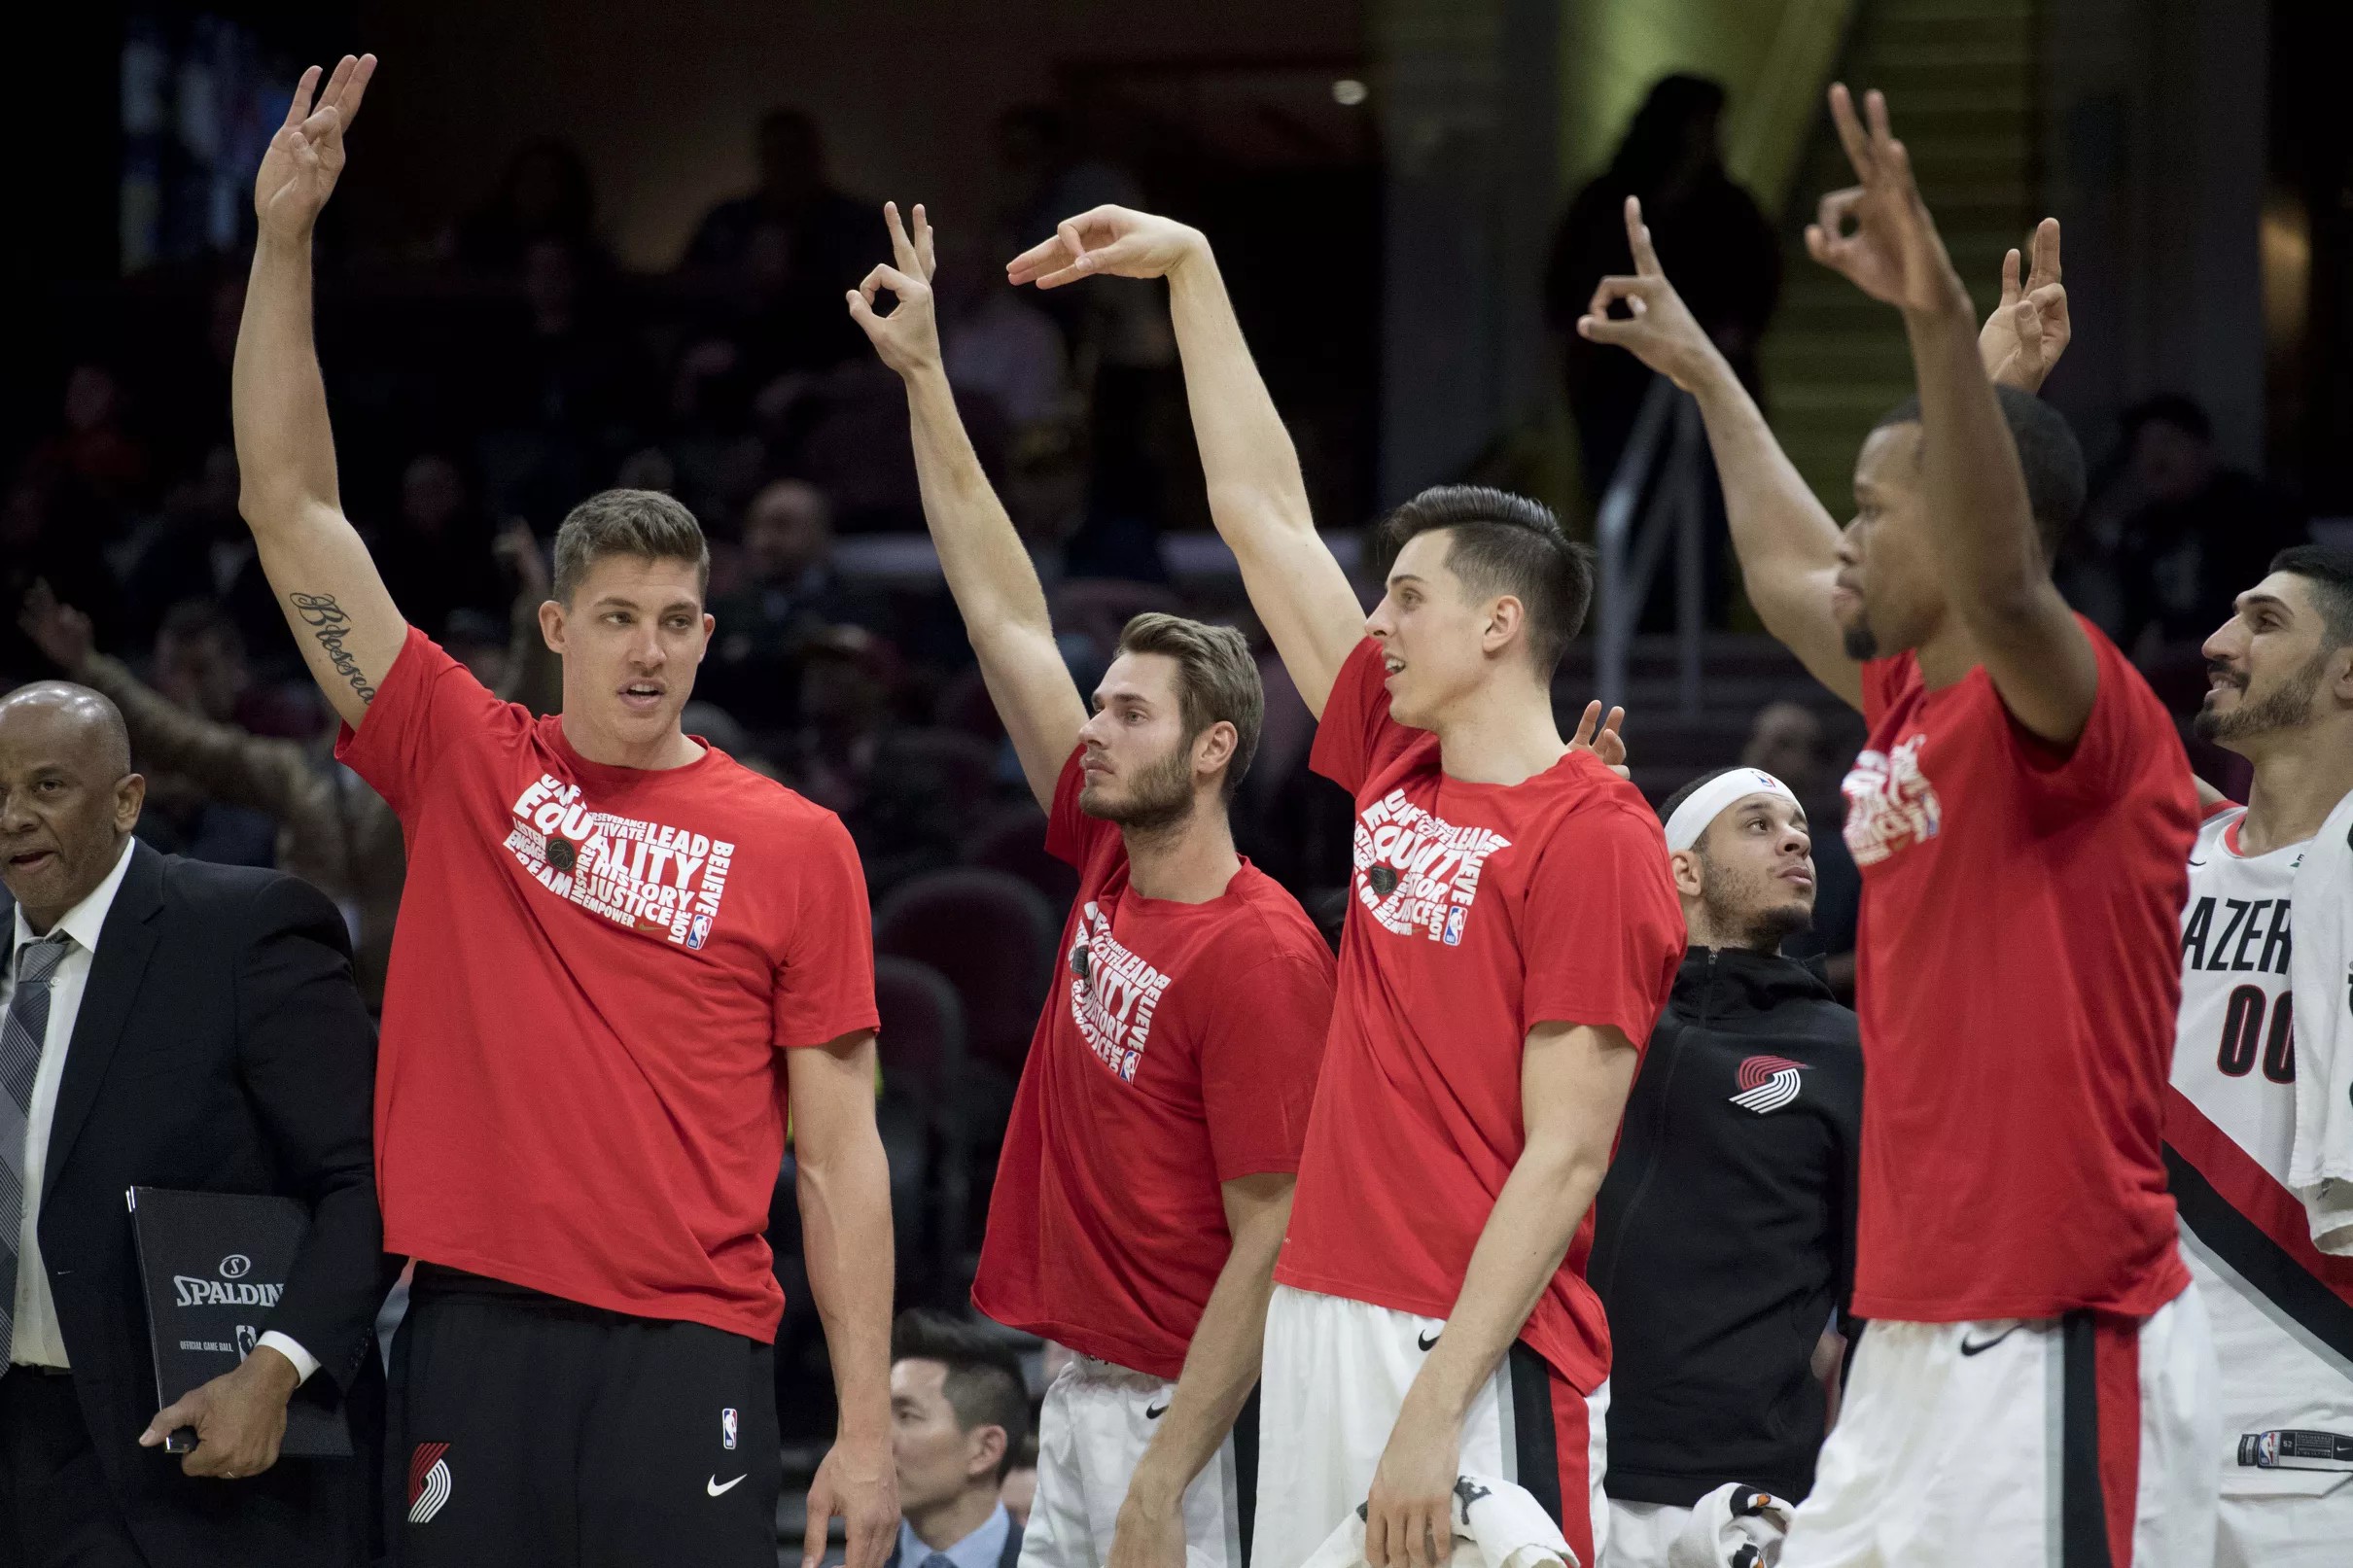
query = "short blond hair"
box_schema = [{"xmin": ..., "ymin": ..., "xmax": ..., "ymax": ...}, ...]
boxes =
[
  {"xmin": 552, "ymin": 489, "xmax": 711, "ymax": 604},
  {"xmin": 1116, "ymin": 612, "xmax": 1264, "ymax": 800}
]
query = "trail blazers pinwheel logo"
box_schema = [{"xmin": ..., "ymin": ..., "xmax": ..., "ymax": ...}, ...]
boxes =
[
  {"xmin": 1730, "ymin": 1056, "xmax": 1807, "ymax": 1115},
  {"xmin": 408, "ymin": 1443, "xmax": 452, "ymax": 1524}
]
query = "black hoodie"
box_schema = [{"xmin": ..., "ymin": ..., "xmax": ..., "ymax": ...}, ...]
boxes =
[{"xmin": 1590, "ymin": 946, "xmax": 1862, "ymax": 1508}]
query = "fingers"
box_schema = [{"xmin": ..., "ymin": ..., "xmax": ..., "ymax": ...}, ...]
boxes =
[
  {"xmin": 884, "ymin": 201, "xmax": 918, "ymax": 272},
  {"xmin": 1582, "ymin": 274, "xmax": 1651, "ymax": 323},
  {"xmin": 333, "ymin": 53, "xmax": 377, "ymax": 126},
  {"xmin": 1004, "ymin": 231, "xmax": 1069, "ymax": 285},
  {"xmin": 912, "ymin": 202, "xmax": 935, "ymax": 280},
  {"xmin": 855, "ymin": 261, "xmax": 920, "ymax": 305},
  {"xmin": 1998, "ymin": 247, "xmax": 2022, "ymax": 307},
  {"xmin": 2028, "ymin": 215, "xmax": 2062, "ymax": 288},
  {"xmin": 1826, "ymin": 83, "xmax": 1872, "ymax": 178},
  {"xmin": 800, "ymin": 1479, "xmax": 830, "ymax": 1568},
  {"xmin": 1569, "ymin": 699, "xmax": 1602, "ymax": 749},
  {"xmin": 1813, "ymin": 186, "xmax": 1863, "ymax": 247},
  {"xmin": 1862, "ymin": 87, "xmax": 1896, "ymax": 157},
  {"xmin": 282, "ymin": 64, "xmax": 321, "ymax": 130},
  {"xmin": 1601, "ymin": 705, "xmax": 1626, "ymax": 741},
  {"xmin": 141, "ymin": 1397, "xmax": 197, "ymax": 1446},
  {"xmin": 1620, "ymin": 195, "xmax": 1664, "ymax": 278}
]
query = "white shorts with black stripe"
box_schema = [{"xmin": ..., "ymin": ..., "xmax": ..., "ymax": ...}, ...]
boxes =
[
  {"xmin": 1250, "ymin": 1285, "xmax": 1609, "ymax": 1568},
  {"xmin": 1017, "ymin": 1352, "xmax": 1256, "ymax": 1568},
  {"xmin": 1780, "ymin": 1289, "xmax": 2219, "ymax": 1568}
]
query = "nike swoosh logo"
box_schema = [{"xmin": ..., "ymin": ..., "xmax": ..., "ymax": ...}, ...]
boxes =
[
  {"xmin": 1144, "ymin": 1402, "xmax": 1169, "ymax": 1420},
  {"xmin": 707, "ymin": 1475, "xmax": 746, "ymax": 1496},
  {"xmin": 2189, "ymin": 857, "xmax": 2207, "ymax": 867},
  {"xmin": 1959, "ymin": 1326, "xmax": 2021, "ymax": 1357},
  {"xmin": 1417, "ymin": 1330, "xmax": 1441, "ymax": 1351}
]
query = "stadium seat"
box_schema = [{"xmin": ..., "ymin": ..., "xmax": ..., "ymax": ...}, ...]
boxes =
[
  {"xmin": 965, "ymin": 804, "xmax": 1080, "ymax": 911},
  {"xmin": 873, "ymin": 955, "xmax": 974, "ymax": 1300},
  {"xmin": 872, "ymin": 868, "xmax": 1059, "ymax": 1077}
]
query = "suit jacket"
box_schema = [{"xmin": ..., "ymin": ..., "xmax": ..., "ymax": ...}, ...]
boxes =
[
  {"xmin": 5, "ymin": 840, "xmax": 386, "ymax": 1567},
  {"xmin": 882, "ymin": 1516, "xmax": 1026, "ymax": 1568}
]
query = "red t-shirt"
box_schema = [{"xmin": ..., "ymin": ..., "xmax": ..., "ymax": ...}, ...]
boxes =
[
  {"xmin": 1276, "ymin": 640, "xmax": 1684, "ymax": 1391},
  {"xmin": 971, "ymin": 749, "xmax": 1335, "ymax": 1379},
  {"xmin": 337, "ymin": 628, "xmax": 878, "ymax": 1341},
  {"xmin": 1844, "ymin": 617, "xmax": 2195, "ymax": 1321}
]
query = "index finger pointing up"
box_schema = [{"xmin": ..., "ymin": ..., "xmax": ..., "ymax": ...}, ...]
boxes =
[
  {"xmin": 1623, "ymin": 195, "xmax": 1663, "ymax": 277},
  {"xmin": 282, "ymin": 65, "xmax": 322, "ymax": 130},
  {"xmin": 1826, "ymin": 83, "xmax": 1873, "ymax": 178}
]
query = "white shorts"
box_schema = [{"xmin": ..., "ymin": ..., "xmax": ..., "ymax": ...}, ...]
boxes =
[
  {"xmin": 1781, "ymin": 1290, "xmax": 2219, "ymax": 1568},
  {"xmin": 1018, "ymin": 1353, "xmax": 1252, "ymax": 1568},
  {"xmin": 1252, "ymin": 1285, "xmax": 1610, "ymax": 1568},
  {"xmin": 1598, "ymin": 1501, "xmax": 1687, "ymax": 1568}
]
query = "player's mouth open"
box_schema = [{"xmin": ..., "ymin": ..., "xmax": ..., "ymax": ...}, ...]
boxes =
[
  {"xmin": 618, "ymin": 682, "xmax": 665, "ymax": 710},
  {"xmin": 1382, "ymin": 654, "xmax": 1405, "ymax": 677}
]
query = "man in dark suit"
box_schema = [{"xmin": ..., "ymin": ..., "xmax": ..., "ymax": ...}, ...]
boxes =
[
  {"xmin": 0, "ymin": 680, "xmax": 383, "ymax": 1567},
  {"xmin": 886, "ymin": 1311, "xmax": 1029, "ymax": 1568}
]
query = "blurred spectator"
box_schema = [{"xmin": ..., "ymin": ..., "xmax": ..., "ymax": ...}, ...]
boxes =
[
  {"xmin": 153, "ymin": 598, "xmax": 318, "ymax": 740},
  {"xmin": 369, "ymin": 456, "xmax": 513, "ymax": 641},
  {"xmin": 685, "ymin": 108, "xmax": 874, "ymax": 375},
  {"xmin": 1740, "ymin": 700, "xmax": 1859, "ymax": 995},
  {"xmin": 2099, "ymin": 395, "xmax": 2307, "ymax": 653},
  {"xmin": 706, "ymin": 478, "xmax": 886, "ymax": 726},
  {"xmin": 37, "ymin": 363, "xmax": 155, "ymax": 516},
  {"xmin": 117, "ymin": 443, "xmax": 283, "ymax": 654},
  {"xmin": 1547, "ymin": 75, "xmax": 1779, "ymax": 502},
  {"xmin": 455, "ymin": 138, "xmax": 604, "ymax": 275},
  {"xmin": 886, "ymin": 1310, "xmax": 1030, "ymax": 1568},
  {"xmin": 937, "ymin": 231, "xmax": 1071, "ymax": 432},
  {"xmin": 787, "ymin": 624, "xmax": 903, "ymax": 817}
]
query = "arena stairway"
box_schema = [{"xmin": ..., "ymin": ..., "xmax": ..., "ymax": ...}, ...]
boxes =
[
  {"xmin": 1555, "ymin": 631, "xmax": 1859, "ymax": 804},
  {"xmin": 1757, "ymin": 0, "xmax": 2042, "ymax": 515}
]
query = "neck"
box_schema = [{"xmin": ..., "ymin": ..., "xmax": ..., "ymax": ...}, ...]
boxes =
[
  {"xmin": 1683, "ymin": 915, "xmax": 1777, "ymax": 957},
  {"xmin": 1122, "ymin": 797, "xmax": 1241, "ymax": 903},
  {"xmin": 1432, "ymin": 676, "xmax": 1566, "ymax": 785},
  {"xmin": 559, "ymin": 713, "xmax": 704, "ymax": 771},
  {"xmin": 907, "ymin": 1488, "xmax": 999, "ymax": 1554},
  {"xmin": 2238, "ymin": 728, "xmax": 2353, "ymax": 854},
  {"xmin": 1912, "ymin": 610, "xmax": 1983, "ymax": 692}
]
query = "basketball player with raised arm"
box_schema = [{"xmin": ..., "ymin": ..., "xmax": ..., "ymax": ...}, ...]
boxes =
[
  {"xmin": 1578, "ymin": 85, "xmax": 2216, "ymax": 1567},
  {"xmin": 2168, "ymin": 546, "xmax": 2353, "ymax": 1567},
  {"xmin": 233, "ymin": 57, "xmax": 896, "ymax": 1568},
  {"xmin": 1007, "ymin": 209, "xmax": 1684, "ymax": 1568},
  {"xmin": 849, "ymin": 204, "xmax": 1335, "ymax": 1568}
]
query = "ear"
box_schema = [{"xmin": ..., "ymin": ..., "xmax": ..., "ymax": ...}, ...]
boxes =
[
  {"xmin": 2332, "ymin": 646, "xmax": 2353, "ymax": 708},
  {"xmin": 699, "ymin": 610, "xmax": 717, "ymax": 656},
  {"xmin": 1481, "ymin": 593, "xmax": 1526, "ymax": 657},
  {"xmin": 1669, "ymin": 845, "xmax": 1705, "ymax": 900},
  {"xmin": 115, "ymin": 772, "xmax": 147, "ymax": 832},
  {"xmin": 539, "ymin": 599, "xmax": 567, "ymax": 654},
  {"xmin": 1193, "ymin": 719, "xmax": 1238, "ymax": 780},
  {"xmin": 967, "ymin": 1422, "xmax": 1008, "ymax": 1485}
]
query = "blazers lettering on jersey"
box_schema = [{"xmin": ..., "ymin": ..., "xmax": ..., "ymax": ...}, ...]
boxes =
[{"xmin": 2181, "ymin": 894, "xmax": 2295, "ymax": 977}]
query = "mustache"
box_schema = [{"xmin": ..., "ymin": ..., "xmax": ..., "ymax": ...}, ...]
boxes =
[{"xmin": 2205, "ymin": 658, "xmax": 2247, "ymax": 689}]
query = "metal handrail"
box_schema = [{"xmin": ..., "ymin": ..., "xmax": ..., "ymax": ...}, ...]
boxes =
[{"xmin": 1593, "ymin": 374, "xmax": 1708, "ymax": 717}]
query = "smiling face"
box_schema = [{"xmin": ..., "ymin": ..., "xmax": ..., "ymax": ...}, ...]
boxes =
[
  {"xmin": 543, "ymin": 553, "xmax": 714, "ymax": 761},
  {"xmin": 1365, "ymin": 528, "xmax": 1527, "ymax": 729},
  {"xmin": 1834, "ymin": 422, "xmax": 1947, "ymax": 663},
  {"xmin": 1673, "ymin": 791, "xmax": 1816, "ymax": 952},
  {"xmin": 2196, "ymin": 571, "xmax": 2351, "ymax": 753},
  {"xmin": 0, "ymin": 686, "xmax": 144, "ymax": 931},
  {"xmin": 1076, "ymin": 650, "xmax": 1231, "ymax": 832}
]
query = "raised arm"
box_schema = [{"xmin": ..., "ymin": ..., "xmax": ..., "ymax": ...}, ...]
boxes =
[
  {"xmin": 1008, "ymin": 209, "xmax": 1363, "ymax": 717},
  {"xmin": 1579, "ymin": 197, "xmax": 1860, "ymax": 709},
  {"xmin": 1808, "ymin": 85, "xmax": 2095, "ymax": 744},
  {"xmin": 234, "ymin": 55, "xmax": 405, "ymax": 731},
  {"xmin": 850, "ymin": 203, "xmax": 1083, "ymax": 809}
]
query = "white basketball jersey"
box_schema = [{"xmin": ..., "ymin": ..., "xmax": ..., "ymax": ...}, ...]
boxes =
[{"xmin": 2170, "ymin": 806, "xmax": 2353, "ymax": 1490}]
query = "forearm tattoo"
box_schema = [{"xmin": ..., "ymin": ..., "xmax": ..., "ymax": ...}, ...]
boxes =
[{"xmin": 288, "ymin": 591, "xmax": 378, "ymax": 705}]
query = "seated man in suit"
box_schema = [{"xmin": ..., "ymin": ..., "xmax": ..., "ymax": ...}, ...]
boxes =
[
  {"xmin": 888, "ymin": 1311, "xmax": 1030, "ymax": 1568},
  {"xmin": 0, "ymin": 680, "xmax": 383, "ymax": 1568}
]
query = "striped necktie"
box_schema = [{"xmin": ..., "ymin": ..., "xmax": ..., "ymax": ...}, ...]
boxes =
[{"xmin": 1, "ymin": 933, "xmax": 73, "ymax": 1368}]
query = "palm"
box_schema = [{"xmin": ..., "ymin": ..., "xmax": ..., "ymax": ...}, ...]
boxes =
[
  {"xmin": 1805, "ymin": 85, "xmax": 1955, "ymax": 314},
  {"xmin": 253, "ymin": 55, "xmax": 375, "ymax": 234}
]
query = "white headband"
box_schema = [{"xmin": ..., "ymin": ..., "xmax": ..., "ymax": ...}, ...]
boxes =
[{"xmin": 1664, "ymin": 768, "xmax": 1802, "ymax": 853}]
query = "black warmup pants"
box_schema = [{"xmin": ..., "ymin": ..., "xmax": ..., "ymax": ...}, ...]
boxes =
[
  {"xmin": 0, "ymin": 1367, "xmax": 145, "ymax": 1568},
  {"xmin": 389, "ymin": 1266, "xmax": 782, "ymax": 1568}
]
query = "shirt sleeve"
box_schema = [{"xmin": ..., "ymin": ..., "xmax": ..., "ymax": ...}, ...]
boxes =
[
  {"xmin": 1197, "ymin": 944, "xmax": 1336, "ymax": 1181},
  {"xmin": 1309, "ymin": 638, "xmax": 1415, "ymax": 797},
  {"xmin": 1044, "ymin": 746, "xmax": 1119, "ymax": 870},
  {"xmin": 255, "ymin": 1330, "xmax": 320, "ymax": 1386},
  {"xmin": 1998, "ymin": 618, "xmax": 2188, "ymax": 814},
  {"xmin": 333, "ymin": 625, "xmax": 525, "ymax": 820},
  {"xmin": 773, "ymin": 811, "xmax": 883, "ymax": 1049},
  {"xmin": 1518, "ymin": 789, "xmax": 1687, "ymax": 1046}
]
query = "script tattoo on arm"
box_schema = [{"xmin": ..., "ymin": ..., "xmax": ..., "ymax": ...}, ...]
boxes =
[{"xmin": 288, "ymin": 591, "xmax": 378, "ymax": 706}]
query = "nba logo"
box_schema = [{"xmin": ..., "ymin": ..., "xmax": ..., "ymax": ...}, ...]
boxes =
[
  {"xmin": 687, "ymin": 914, "xmax": 713, "ymax": 951},
  {"xmin": 1442, "ymin": 907, "xmax": 1467, "ymax": 946},
  {"xmin": 721, "ymin": 1408, "xmax": 738, "ymax": 1450}
]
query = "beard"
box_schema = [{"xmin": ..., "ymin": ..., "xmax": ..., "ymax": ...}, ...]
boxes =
[
  {"xmin": 2194, "ymin": 650, "xmax": 2326, "ymax": 746},
  {"xmin": 1840, "ymin": 616, "xmax": 1879, "ymax": 662},
  {"xmin": 1697, "ymin": 853, "xmax": 1816, "ymax": 952},
  {"xmin": 1078, "ymin": 739, "xmax": 1196, "ymax": 835}
]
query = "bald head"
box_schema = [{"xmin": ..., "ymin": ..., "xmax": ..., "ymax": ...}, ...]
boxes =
[{"xmin": 0, "ymin": 681, "xmax": 144, "ymax": 931}]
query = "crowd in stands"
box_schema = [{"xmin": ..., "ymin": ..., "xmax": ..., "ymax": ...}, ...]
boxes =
[{"xmin": 2, "ymin": 90, "xmax": 2311, "ymax": 1463}]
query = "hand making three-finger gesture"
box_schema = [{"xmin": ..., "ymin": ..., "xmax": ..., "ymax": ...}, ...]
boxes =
[
  {"xmin": 845, "ymin": 200, "xmax": 943, "ymax": 378},
  {"xmin": 1804, "ymin": 83, "xmax": 1968, "ymax": 319},
  {"xmin": 253, "ymin": 53, "xmax": 376, "ymax": 243}
]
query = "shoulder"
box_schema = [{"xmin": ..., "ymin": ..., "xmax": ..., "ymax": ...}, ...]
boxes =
[
  {"xmin": 1537, "ymin": 759, "xmax": 1669, "ymax": 847},
  {"xmin": 1216, "ymin": 869, "xmax": 1338, "ymax": 975},
  {"xmin": 156, "ymin": 854, "xmax": 346, "ymax": 943}
]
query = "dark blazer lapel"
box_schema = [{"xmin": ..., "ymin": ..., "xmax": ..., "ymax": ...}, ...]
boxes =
[{"xmin": 43, "ymin": 841, "xmax": 167, "ymax": 1197}]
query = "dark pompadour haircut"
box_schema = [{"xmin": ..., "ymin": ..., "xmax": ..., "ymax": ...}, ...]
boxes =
[
  {"xmin": 890, "ymin": 1310, "xmax": 1032, "ymax": 1482},
  {"xmin": 2269, "ymin": 544, "xmax": 2353, "ymax": 649},
  {"xmin": 1871, "ymin": 386, "xmax": 2088, "ymax": 561},
  {"xmin": 551, "ymin": 488, "xmax": 712, "ymax": 605},
  {"xmin": 1376, "ymin": 485, "xmax": 1597, "ymax": 674}
]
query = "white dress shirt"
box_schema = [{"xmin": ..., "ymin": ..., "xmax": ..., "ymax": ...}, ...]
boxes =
[{"xmin": 6, "ymin": 840, "xmax": 317, "ymax": 1382}]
